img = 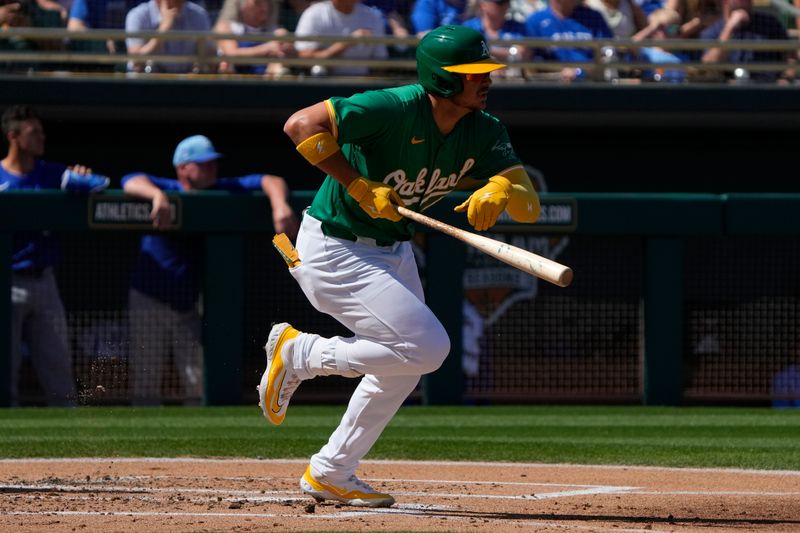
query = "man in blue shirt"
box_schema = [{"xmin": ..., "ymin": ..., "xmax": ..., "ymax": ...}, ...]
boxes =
[
  {"xmin": 410, "ymin": 0, "xmax": 467, "ymax": 35},
  {"xmin": 125, "ymin": 0, "xmax": 214, "ymax": 73},
  {"xmin": 1, "ymin": 104, "xmax": 108, "ymax": 406},
  {"xmin": 525, "ymin": 0, "xmax": 613, "ymax": 81},
  {"xmin": 121, "ymin": 134, "xmax": 298, "ymax": 405}
]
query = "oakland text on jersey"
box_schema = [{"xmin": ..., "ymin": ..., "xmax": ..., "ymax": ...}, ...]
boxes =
[{"xmin": 383, "ymin": 158, "xmax": 475, "ymax": 209}]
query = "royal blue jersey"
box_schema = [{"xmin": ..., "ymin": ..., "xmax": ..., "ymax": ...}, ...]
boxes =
[
  {"xmin": 525, "ymin": 6, "xmax": 612, "ymax": 62},
  {"xmin": 463, "ymin": 17, "xmax": 526, "ymax": 41},
  {"xmin": 1, "ymin": 160, "xmax": 68, "ymax": 272},
  {"xmin": 121, "ymin": 173, "xmax": 264, "ymax": 310},
  {"xmin": 411, "ymin": 0, "xmax": 467, "ymax": 33}
]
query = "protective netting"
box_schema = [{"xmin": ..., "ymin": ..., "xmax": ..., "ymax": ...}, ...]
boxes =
[
  {"xmin": 13, "ymin": 231, "xmax": 800, "ymax": 406},
  {"xmin": 685, "ymin": 237, "xmax": 800, "ymax": 404},
  {"xmin": 462, "ymin": 235, "xmax": 643, "ymax": 403}
]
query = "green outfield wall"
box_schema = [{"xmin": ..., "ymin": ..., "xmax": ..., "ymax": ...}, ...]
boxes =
[{"xmin": 3, "ymin": 191, "xmax": 799, "ymax": 408}]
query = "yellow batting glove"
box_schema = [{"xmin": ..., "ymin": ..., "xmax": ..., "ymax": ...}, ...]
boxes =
[
  {"xmin": 454, "ymin": 176, "xmax": 513, "ymax": 231},
  {"xmin": 346, "ymin": 177, "xmax": 403, "ymax": 222}
]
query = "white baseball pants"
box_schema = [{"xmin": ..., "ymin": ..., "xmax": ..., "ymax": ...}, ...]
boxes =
[{"xmin": 288, "ymin": 214, "xmax": 450, "ymax": 482}]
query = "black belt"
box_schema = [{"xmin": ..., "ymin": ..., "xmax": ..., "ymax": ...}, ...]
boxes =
[{"xmin": 321, "ymin": 222, "xmax": 397, "ymax": 247}]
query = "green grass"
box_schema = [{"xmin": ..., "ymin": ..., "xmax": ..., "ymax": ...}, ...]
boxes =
[{"xmin": 1, "ymin": 405, "xmax": 798, "ymax": 470}]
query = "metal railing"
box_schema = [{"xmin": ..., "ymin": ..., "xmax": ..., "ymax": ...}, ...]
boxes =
[{"xmin": 1, "ymin": 28, "xmax": 798, "ymax": 83}]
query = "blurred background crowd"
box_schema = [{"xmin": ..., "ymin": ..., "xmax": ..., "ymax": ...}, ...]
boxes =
[{"xmin": 1, "ymin": 0, "xmax": 799, "ymax": 82}]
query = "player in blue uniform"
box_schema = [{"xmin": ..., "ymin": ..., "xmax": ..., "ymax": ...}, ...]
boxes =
[
  {"xmin": 121, "ymin": 134, "xmax": 298, "ymax": 405},
  {"xmin": 1, "ymin": 104, "xmax": 109, "ymax": 406}
]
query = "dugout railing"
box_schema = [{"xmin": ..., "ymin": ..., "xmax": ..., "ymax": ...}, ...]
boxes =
[{"xmin": 2, "ymin": 191, "xmax": 799, "ymax": 408}]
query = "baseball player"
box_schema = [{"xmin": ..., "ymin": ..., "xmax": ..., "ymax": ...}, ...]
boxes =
[
  {"xmin": 1, "ymin": 104, "xmax": 109, "ymax": 407},
  {"xmin": 260, "ymin": 25, "xmax": 541, "ymax": 507},
  {"xmin": 122, "ymin": 135, "xmax": 298, "ymax": 405}
]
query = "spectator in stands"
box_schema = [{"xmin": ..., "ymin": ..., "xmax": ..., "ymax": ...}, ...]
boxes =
[
  {"xmin": 67, "ymin": 0, "xmax": 134, "ymax": 59},
  {"xmin": 67, "ymin": 0, "xmax": 136, "ymax": 47},
  {"xmin": 507, "ymin": 0, "xmax": 543, "ymax": 23},
  {"xmin": 586, "ymin": 0, "xmax": 649, "ymax": 38},
  {"xmin": 125, "ymin": 0, "xmax": 215, "ymax": 73},
  {"xmin": 631, "ymin": 9, "xmax": 687, "ymax": 81},
  {"xmin": 633, "ymin": 0, "xmax": 665, "ymax": 17},
  {"xmin": 0, "ymin": 0, "xmax": 21, "ymax": 24},
  {"xmin": 1, "ymin": 0, "xmax": 63, "ymax": 66},
  {"xmin": 122, "ymin": 134, "xmax": 298, "ymax": 406},
  {"xmin": 652, "ymin": 0, "xmax": 720, "ymax": 41},
  {"xmin": 276, "ymin": 0, "xmax": 310, "ymax": 31},
  {"xmin": 36, "ymin": 0, "xmax": 69, "ymax": 23},
  {"xmin": 524, "ymin": 0, "xmax": 613, "ymax": 81},
  {"xmin": 214, "ymin": 0, "xmax": 296, "ymax": 75},
  {"xmin": 362, "ymin": 0, "xmax": 411, "ymax": 56},
  {"xmin": 410, "ymin": 0, "xmax": 467, "ymax": 35},
  {"xmin": 700, "ymin": 0, "xmax": 794, "ymax": 83},
  {"xmin": 1, "ymin": 1, "xmax": 34, "ymax": 73},
  {"xmin": 463, "ymin": 0, "xmax": 526, "ymax": 60},
  {"xmin": 293, "ymin": 0, "xmax": 388, "ymax": 76},
  {"xmin": 1, "ymin": 104, "xmax": 109, "ymax": 406}
]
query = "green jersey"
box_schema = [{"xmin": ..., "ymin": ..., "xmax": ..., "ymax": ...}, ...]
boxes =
[{"xmin": 307, "ymin": 83, "xmax": 522, "ymax": 245}]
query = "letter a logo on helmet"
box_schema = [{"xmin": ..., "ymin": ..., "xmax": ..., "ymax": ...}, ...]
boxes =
[{"xmin": 416, "ymin": 25, "xmax": 506, "ymax": 98}]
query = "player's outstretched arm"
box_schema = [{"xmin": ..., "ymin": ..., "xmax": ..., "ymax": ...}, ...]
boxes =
[{"xmin": 454, "ymin": 166, "xmax": 540, "ymax": 231}]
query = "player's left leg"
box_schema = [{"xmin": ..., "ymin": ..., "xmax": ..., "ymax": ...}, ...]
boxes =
[
  {"xmin": 300, "ymin": 372, "xmax": 418, "ymax": 507},
  {"xmin": 259, "ymin": 215, "xmax": 450, "ymax": 426}
]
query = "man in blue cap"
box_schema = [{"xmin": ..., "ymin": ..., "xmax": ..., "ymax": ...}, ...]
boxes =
[{"xmin": 122, "ymin": 134, "xmax": 299, "ymax": 405}]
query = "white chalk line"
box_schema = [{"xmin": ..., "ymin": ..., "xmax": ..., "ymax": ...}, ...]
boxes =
[
  {"xmin": 0, "ymin": 457, "xmax": 797, "ymax": 476},
  {"xmin": 0, "ymin": 482, "xmax": 638, "ymax": 501},
  {"xmin": 0, "ymin": 510, "xmax": 673, "ymax": 533},
  {"xmin": 1, "ymin": 459, "xmax": 796, "ymax": 532}
]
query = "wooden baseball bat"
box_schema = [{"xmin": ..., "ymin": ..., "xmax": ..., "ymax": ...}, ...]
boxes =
[{"xmin": 397, "ymin": 206, "xmax": 573, "ymax": 288}]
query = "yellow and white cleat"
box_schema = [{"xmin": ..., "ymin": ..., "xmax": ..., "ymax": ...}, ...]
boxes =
[
  {"xmin": 300, "ymin": 465, "xmax": 395, "ymax": 508},
  {"xmin": 258, "ymin": 322, "xmax": 301, "ymax": 426}
]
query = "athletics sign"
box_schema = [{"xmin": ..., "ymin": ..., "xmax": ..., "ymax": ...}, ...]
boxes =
[{"xmin": 88, "ymin": 196, "xmax": 182, "ymax": 229}]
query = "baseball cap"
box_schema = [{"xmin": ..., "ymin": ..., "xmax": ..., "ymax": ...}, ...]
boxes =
[{"xmin": 172, "ymin": 135, "xmax": 222, "ymax": 166}]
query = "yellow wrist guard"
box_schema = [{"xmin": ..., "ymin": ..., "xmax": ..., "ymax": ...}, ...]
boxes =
[
  {"xmin": 296, "ymin": 131, "xmax": 340, "ymax": 166},
  {"xmin": 502, "ymin": 166, "xmax": 541, "ymax": 223}
]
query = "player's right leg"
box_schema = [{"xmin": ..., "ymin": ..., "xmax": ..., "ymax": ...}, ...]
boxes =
[{"xmin": 288, "ymin": 215, "xmax": 450, "ymax": 378}]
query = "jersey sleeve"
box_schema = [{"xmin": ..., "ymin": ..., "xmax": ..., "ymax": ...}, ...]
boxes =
[
  {"xmin": 68, "ymin": 0, "xmax": 88, "ymax": 23},
  {"xmin": 120, "ymin": 173, "xmax": 183, "ymax": 191},
  {"xmin": 328, "ymin": 90, "xmax": 402, "ymax": 148},
  {"xmin": 215, "ymin": 174, "xmax": 264, "ymax": 191}
]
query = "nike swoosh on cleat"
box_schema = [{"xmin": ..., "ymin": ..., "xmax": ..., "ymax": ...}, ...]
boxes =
[{"xmin": 270, "ymin": 372, "xmax": 285, "ymax": 414}]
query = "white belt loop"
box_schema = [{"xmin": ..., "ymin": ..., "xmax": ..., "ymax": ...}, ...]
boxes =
[{"xmin": 355, "ymin": 236, "xmax": 379, "ymax": 247}]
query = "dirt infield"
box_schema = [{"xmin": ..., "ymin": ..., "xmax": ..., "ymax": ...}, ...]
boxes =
[{"xmin": 0, "ymin": 458, "xmax": 798, "ymax": 532}]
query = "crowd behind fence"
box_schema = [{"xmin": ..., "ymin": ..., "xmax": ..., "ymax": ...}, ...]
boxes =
[{"xmin": 2, "ymin": 0, "xmax": 800, "ymax": 84}]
